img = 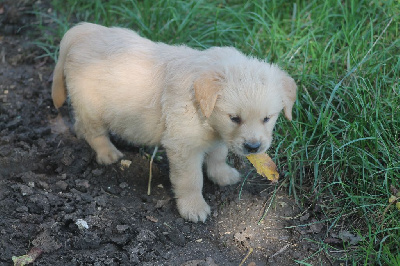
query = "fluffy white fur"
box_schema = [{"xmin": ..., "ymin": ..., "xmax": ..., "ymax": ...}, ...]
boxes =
[{"xmin": 52, "ymin": 22, "xmax": 297, "ymax": 222}]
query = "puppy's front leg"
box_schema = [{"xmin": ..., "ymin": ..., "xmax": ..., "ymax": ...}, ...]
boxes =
[
  {"xmin": 205, "ymin": 143, "xmax": 241, "ymax": 186},
  {"xmin": 167, "ymin": 148, "xmax": 210, "ymax": 223}
]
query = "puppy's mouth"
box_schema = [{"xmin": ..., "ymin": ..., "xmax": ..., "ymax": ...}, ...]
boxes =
[{"xmin": 230, "ymin": 142, "xmax": 269, "ymax": 157}]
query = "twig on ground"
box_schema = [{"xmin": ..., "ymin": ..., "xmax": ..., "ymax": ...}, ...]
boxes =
[
  {"xmin": 270, "ymin": 244, "xmax": 290, "ymax": 259},
  {"xmin": 239, "ymin": 247, "xmax": 253, "ymax": 266},
  {"xmin": 147, "ymin": 146, "xmax": 159, "ymax": 196}
]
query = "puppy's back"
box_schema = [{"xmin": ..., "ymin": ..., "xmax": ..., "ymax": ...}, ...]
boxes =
[
  {"xmin": 52, "ymin": 23, "xmax": 153, "ymax": 109},
  {"xmin": 52, "ymin": 23, "xmax": 113, "ymax": 108}
]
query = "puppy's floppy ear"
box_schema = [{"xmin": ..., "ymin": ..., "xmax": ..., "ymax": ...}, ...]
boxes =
[
  {"xmin": 194, "ymin": 72, "xmax": 223, "ymax": 118},
  {"xmin": 281, "ymin": 75, "xmax": 297, "ymax": 121}
]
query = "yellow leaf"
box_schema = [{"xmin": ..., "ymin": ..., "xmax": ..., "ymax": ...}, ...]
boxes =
[
  {"xmin": 12, "ymin": 247, "xmax": 42, "ymax": 266},
  {"xmin": 389, "ymin": 195, "xmax": 397, "ymax": 204},
  {"xmin": 396, "ymin": 202, "xmax": 400, "ymax": 210},
  {"xmin": 246, "ymin": 153, "xmax": 279, "ymax": 183},
  {"xmin": 12, "ymin": 255, "xmax": 34, "ymax": 266}
]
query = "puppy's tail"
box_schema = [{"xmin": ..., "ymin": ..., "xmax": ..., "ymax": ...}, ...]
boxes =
[
  {"xmin": 51, "ymin": 46, "xmax": 68, "ymax": 108},
  {"xmin": 51, "ymin": 29, "xmax": 75, "ymax": 109}
]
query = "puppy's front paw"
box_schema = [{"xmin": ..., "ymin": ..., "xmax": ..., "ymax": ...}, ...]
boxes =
[
  {"xmin": 207, "ymin": 165, "xmax": 241, "ymax": 186},
  {"xmin": 96, "ymin": 147, "xmax": 123, "ymax": 165},
  {"xmin": 176, "ymin": 195, "xmax": 211, "ymax": 223}
]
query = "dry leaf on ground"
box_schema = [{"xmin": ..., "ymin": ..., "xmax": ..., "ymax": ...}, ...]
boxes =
[
  {"xmin": 246, "ymin": 153, "xmax": 279, "ymax": 182},
  {"xmin": 12, "ymin": 247, "xmax": 43, "ymax": 266}
]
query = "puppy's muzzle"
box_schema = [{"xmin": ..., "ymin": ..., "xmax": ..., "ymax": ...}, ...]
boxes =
[{"xmin": 244, "ymin": 141, "xmax": 261, "ymax": 154}]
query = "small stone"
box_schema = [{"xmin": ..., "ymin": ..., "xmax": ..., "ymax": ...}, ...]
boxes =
[
  {"xmin": 155, "ymin": 198, "xmax": 170, "ymax": 209},
  {"xmin": 338, "ymin": 230, "xmax": 362, "ymax": 245},
  {"xmin": 14, "ymin": 184, "xmax": 33, "ymax": 196},
  {"xmin": 19, "ymin": 171, "xmax": 35, "ymax": 185},
  {"xmin": 37, "ymin": 138, "xmax": 47, "ymax": 149},
  {"xmin": 75, "ymin": 219, "xmax": 89, "ymax": 230},
  {"xmin": 116, "ymin": 225, "xmax": 129, "ymax": 233},
  {"xmin": 61, "ymin": 150, "xmax": 74, "ymax": 166},
  {"xmin": 161, "ymin": 251, "xmax": 171, "ymax": 260},
  {"xmin": 106, "ymin": 185, "xmax": 120, "ymax": 195},
  {"xmin": 94, "ymin": 195, "xmax": 107, "ymax": 207},
  {"xmin": 37, "ymin": 181, "xmax": 49, "ymax": 190},
  {"xmin": 55, "ymin": 180, "xmax": 68, "ymax": 191},
  {"xmin": 28, "ymin": 194, "xmax": 50, "ymax": 214},
  {"xmin": 119, "ymin": 182, "xmax": 129, "ymax": 189},
  {"xmin": 92, "ymin": 169, "xmax": 104, "ymax": 176},
  {"xmin": 6, "ymin": 118, "xmax": 22, "ymax": 130},
  {"xmin": 110, "ymin": 234, "xmax": 129, "ymax": 245},
  {"xmin": 292, "ymin": 251, "xmax": 302, "ymax": 259},
  {"xmin": 140, "ymin": 195, "xmax": 152, "ymax": 203},
  {"xmin": 167, "ymin": 230, "xmax": 186, "ymax": 247},
  {"xmin": 32, "ymin": 230, "xmax": 62, "ymax": 253},
  {"xmin": 63, "ymin": 203, "xmax": 75, "ymax": 213},
  {"xmin": 182, "ymin": 225, "xmax": 190, "ymax": 234},
  {"xmin": 299, "ymin": 212, "xmax": 310, "ymax": 222},
  {"xmin": 308, "ymin": 219, "xmax": 324, "ymax": 234},
  {"xmin": 73, "ymin": 232, "xmax": 100, "ymax": 250},
  {"xmin": 80, "ymin": 193, "xmax": 93, "ymax": 203},
  {"xmin": 16, "ymin": 206, "xmax": 28, "ymax": 213},
  {"xmin": 75, "ymin": 179, "xmax": 90, "ymax": 192},
  {"xmin": 145, "ymin": 216, "xmax": 158, "ymax": 223},
  {"xmin": 175, "ymin": 218, "xmax": 184, "ymax": 225},
  {"xmin": 136, "ymin": 229, "xmax": 156, "ymax": 242}
]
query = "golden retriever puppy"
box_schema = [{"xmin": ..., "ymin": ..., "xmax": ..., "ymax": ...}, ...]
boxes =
[{"xmin": 52, "ymin": 22, "xmax": 297, "ymax": 222}]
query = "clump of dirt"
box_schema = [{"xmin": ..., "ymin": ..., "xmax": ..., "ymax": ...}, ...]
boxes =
[{"xmin": 0, "ymin": 1, "xmax": 337, "ymax": 265}]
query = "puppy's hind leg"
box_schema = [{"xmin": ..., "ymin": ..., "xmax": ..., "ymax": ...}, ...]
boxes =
[
  {"xmin": 205, "ymin": 143, "xmax": 240, "ymax": 186},
  {"xmin": 74, "ymin": 116, "xmax": 123, "ymax": 165},
  {"xmin": 86, "ymin": 135, "xmax": 123, "ymax": 165}
]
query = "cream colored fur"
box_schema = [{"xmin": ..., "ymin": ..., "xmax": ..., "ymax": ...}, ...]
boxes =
[{"xmin": 52, "ymin": 22, "xmax": 297, "ymax": 222}]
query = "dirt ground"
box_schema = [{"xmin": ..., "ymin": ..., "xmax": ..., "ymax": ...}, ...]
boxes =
[{"xmin": 0, "ymin": 1, "xmax": 339, "ymax": 265}]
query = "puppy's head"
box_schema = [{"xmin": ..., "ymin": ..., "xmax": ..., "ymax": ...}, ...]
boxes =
[{"xmin": 194, "ymin": 51, "xmax": 297, "ymax": 156}]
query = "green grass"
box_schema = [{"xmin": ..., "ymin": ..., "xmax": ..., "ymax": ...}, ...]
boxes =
[{"xmin": 35, "ymin": 0, "xmax": 400, "ymax": 264}]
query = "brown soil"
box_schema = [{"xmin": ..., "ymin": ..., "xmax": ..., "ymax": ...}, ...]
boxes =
[{"xmin": 0, "ymin": 1, "xmax": 336, "ymax": 265}]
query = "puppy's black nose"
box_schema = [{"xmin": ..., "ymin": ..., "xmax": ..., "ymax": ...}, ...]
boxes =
[{"xmin": 244, "ymin": 142, "xmax": 261, "ymax": 153}]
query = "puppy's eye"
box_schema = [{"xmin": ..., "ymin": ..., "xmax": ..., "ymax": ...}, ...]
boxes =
[
  {"xmin": 230, "ymin": 115, "xmax": 241, "ymax": 124},
  {"xmin": 263, "ymin": 116, "xmax": 270, "ymax": 123}
]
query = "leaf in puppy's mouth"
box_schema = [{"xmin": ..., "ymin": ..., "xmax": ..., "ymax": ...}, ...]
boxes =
[{"xmin": 246, "ymin": 153, "xmax": 279, "ymax": 183}]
